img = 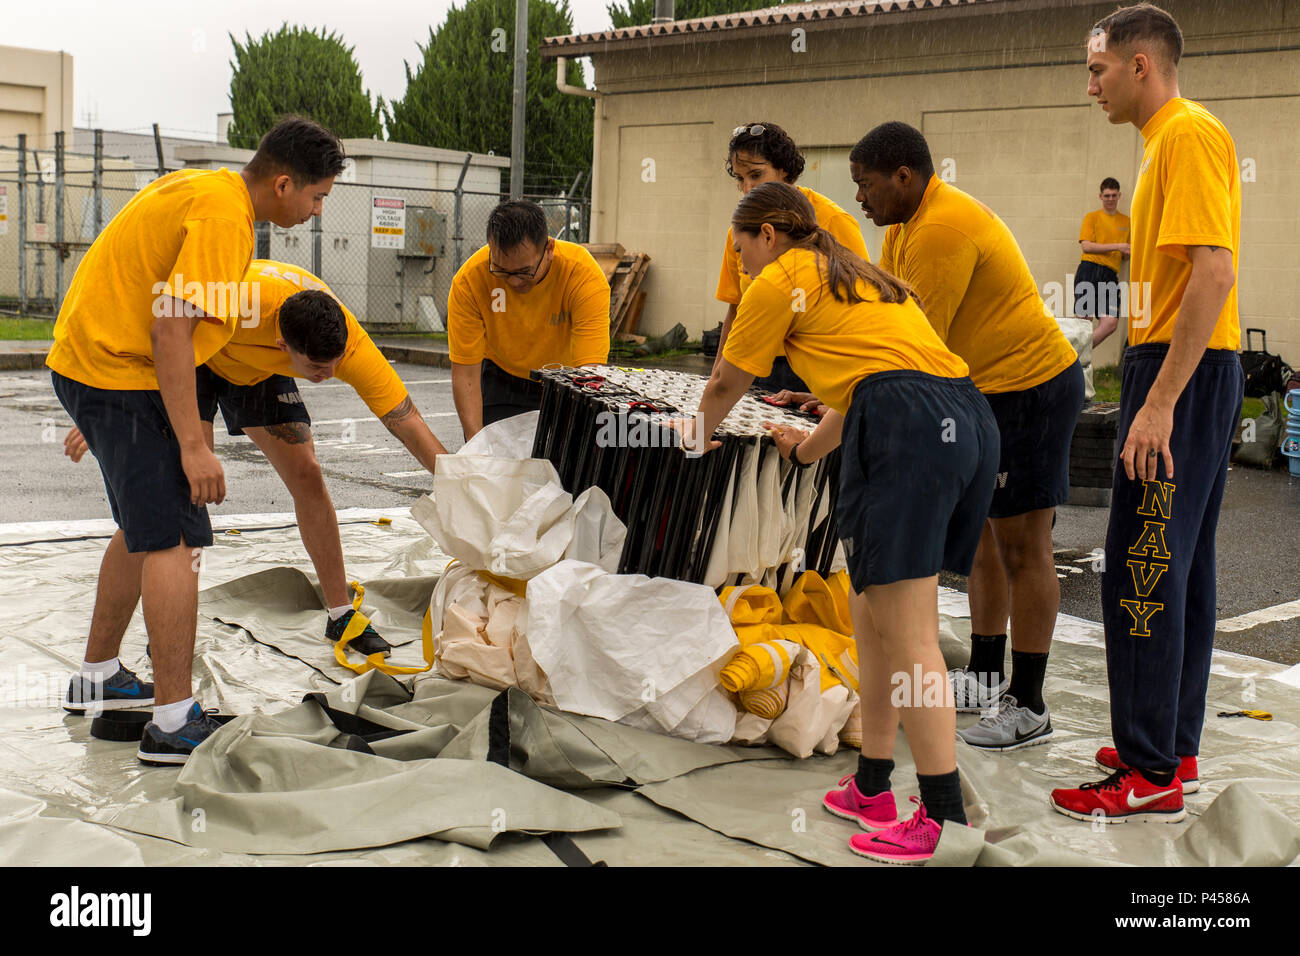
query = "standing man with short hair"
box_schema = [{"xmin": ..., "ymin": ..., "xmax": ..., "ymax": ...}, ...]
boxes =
[
  {"xmin": 1076, "ymin": 177, "xmax": 1131, "ymax": 347},
  {"xmin": 1051, "ymin": 3, "xmax": 1242, "ymax": 823},
  {"xmin": 448, "ymin": 200, "xmax": 610, "ymax": 440},
  {"xmin": 850, "ymin": 122, "xmax": 1085, "ymax": 752},
  {"xmin": 51, "ymin": 117, "xmax": 345, "ymax": 765}
]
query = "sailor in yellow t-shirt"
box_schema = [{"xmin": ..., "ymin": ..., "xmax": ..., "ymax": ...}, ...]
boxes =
[
  {"xmin": 687, "ymin": 182, "xmax": 997, "ymax": 864},
  {"xmin": 713, "ymin": 122, "xmax": 870, "ymax": 395},
  {"xmin": 850, "ymin": 121, "xmax": 1084, "ymax": 752},
  {"xmin": 1075, "ymin": 177, "xmax": 1132, "ymax": 347},
  {"xmin": 1052, "ymin": 4, "xmax": 1243, "ymax": 825},
  {"xmin": 51, "ymin": 117, "xmax": 345, "ymax": 766},
  {"xmin": 448, "ymin": 200, "xmax": 610, "ymax": 440},
  {"xmin": 205, "ymin": 260, "xmax": 449, "ymax": 655}
]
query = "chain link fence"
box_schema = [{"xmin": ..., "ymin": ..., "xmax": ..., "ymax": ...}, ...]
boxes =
[{"xmin": 0, "ymin": 130, "xmax": 590, "ymax": 333}]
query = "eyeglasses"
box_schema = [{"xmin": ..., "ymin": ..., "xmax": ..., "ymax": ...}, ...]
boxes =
[
  {"xmin": 732, "ymin": 125, "xmax": 765, "ymax": 138},
  {"xmin": 488, "ymin": 245, "xmax": 547, "ymax": 280}
]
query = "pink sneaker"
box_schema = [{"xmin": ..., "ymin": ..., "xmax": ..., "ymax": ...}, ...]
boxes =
[
  {"xmin": 849, "ymin": 797, "xmax": 943, "ymax": 865},
  {"xmin": 823, "ymin": 773, "xmax": 899, "ymax": 830}
]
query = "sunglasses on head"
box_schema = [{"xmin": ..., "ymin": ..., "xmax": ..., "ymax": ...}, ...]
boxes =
[{"xmin": 732, "ymin": 124, "xmax": 765, "ymax": 138}]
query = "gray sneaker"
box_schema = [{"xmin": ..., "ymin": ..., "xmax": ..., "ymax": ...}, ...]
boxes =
[
  {"xmin": 958, "ymin": 694, "xmax": 1053, "ymax": 751},
  {"xmin": 947, "ymin": 667, "xmax": 1009, "ymax": 714}
]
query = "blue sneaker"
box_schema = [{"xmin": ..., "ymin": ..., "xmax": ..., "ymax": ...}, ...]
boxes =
[
  {"xmin": 326, "ymin": 609, "xmax": 392, "ymax": 657},
  {"xmin": 63, "ymin": 665, "xmax": 155, "ymax": 714},
  {"xmin": 137, "ymin": 704, "xmax": 224, "ymax": 766}
]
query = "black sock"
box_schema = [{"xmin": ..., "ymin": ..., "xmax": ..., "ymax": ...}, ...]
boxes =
[
  {"xmin": 967, "ymin": 633, "xmax": 1007, "ymax": 687},
  {"xmin": 1141, "ymin": 768, "xmax": 1177, "ymax": 788},
  {"xmin": 917, "ymin": 769, "xmax": 967, "ymax": 826},
  {"xmin": 854, "ymin": 755, "xmax": 894, "ymax": 797},
  {"xmin": 1007, "ymin": 650, "xmax": 1048, "ymax": 713}
]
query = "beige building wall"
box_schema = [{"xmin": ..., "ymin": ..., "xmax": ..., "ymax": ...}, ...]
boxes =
[
  {"xmin": 0, "ymin": 45, "xmax": 74, "ymax": 147},
  {"xmin": 575, "ymin": 0, "xmax": 1300, "ymax": 364}
]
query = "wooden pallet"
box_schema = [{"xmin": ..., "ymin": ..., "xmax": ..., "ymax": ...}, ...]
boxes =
[{"xmin": 583, "ymin": 243, "xmax": 651, "ymax": 335}]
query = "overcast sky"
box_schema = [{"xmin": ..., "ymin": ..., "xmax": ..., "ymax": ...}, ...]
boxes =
[{"xmin": 9, "ymin": 0, "xmax": 619, "ymax": 138}]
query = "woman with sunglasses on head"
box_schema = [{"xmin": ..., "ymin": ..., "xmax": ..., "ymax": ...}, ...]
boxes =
[
  {"xmin": 713, "ymin": 123, "xmax": 871, "ymax": 395},
  {"xmin": 686, "ymin": 182, "xmax": 999, "ymax": 865}
]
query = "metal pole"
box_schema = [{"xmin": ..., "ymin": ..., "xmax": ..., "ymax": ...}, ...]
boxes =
[
  {"xmin": 17, "ymin": 134, "xmax": 27, "ymax": 315},
  {"xmin": 152, "ymin": 123, "xmax": 166, "ymax": 177},
  {"xmin": 34, "ymin": 150, "xmax": 45, "ymax": 305},
  {"xmin": 453, "ymin": 152, "xmax": 471, "ymax": 271},
  {"xmin": 563, "ymin": 171, "xmax": 581, "ymax": 241},
  {"xmin": 312, "ymin": 213, "xmax": 322, "ymax": 278},
  {"xmin": 509, "ymin": 0, "xmax": 528, "ymax": 199},
  {"xmin": 55, "ymin": 131, "xmax": 65, "ymax": 312},
  {"xmin": 92, "ymin": 128, "xmax": 103, "ymax": 235}
]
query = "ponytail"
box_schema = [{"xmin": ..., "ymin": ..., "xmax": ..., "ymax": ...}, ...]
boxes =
[{"xmin": 732, "ymin": 182, "xmax": 918, "ymax": 307}]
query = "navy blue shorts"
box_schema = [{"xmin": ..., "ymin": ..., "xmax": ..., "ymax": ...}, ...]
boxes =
[
  {"xmin": 196, "ymin": 364, "xmax": 311, "ymax": 437},
  {"xmin": 51, "ymin": 370, "xmax": 213, "ymax": 553},
  {"xmin": 1074, "ymin": 261, "xmax": 1123, "ymax": 318},
  {"xmin": 983, "ymin": 361, "xmax": 1085, "ymax": 519},
  {"xmin": 481, "ymin": 359, "xmax": 543, "ymax": 426},
  {"xmin": 754, "ymin": 356, "xmax": 809, "ymax": 395},
  {"xmin": 837, "ymin": 371, "xmax": 999, "ymax": 590}
]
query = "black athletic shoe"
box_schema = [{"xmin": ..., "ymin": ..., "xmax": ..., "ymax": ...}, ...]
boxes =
[
  {"xmin": 63, "ymin": 665, "xmax": 155, "ymax": 714},
  {"xmin": 137, "ymin": 703, "xmax": 224, "ymax": 766},
  {"xmin": 326, "ymin": 609, "xmax": 392, "ymax": 657}
]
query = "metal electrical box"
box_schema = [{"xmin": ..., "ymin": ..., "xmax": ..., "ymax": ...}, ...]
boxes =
[{"xmin": 400, "ymin": 207, "xmax": 447, "ymax": 259}]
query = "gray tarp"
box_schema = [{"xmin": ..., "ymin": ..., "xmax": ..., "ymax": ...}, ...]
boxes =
[{"xmin": 2, "ymin": 508, "xmax": 1298, "ymax": 866}]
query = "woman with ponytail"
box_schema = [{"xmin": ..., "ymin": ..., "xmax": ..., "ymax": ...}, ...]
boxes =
[
  {"xmin": 686, "ymin": 182, "xmax": 1000, "ymax": 865},
  {"xmin": 712, "ymin": 122, "xmax": 870, "ymax": 394}
]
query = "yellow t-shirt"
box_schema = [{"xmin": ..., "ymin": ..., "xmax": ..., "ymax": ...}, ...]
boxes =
[
  {"xmin": 447, "ymin": 240, "xmax": 611, "ymax": 379},
  {"xmin": 47, "ymin": 167, "xmax": 255, "ymax": 390},
  {"xmin": 1078, "ymin": 209, "xmax": 1131, "ymax": 274},
  {"xmin": 204, "ymin": 260, "xmax": 409, "ymax": 419},
  {"xmin": 880, "ymin": 176, "xmax": 1077, "ymax": 395},
  {"xmin": 716, "ymin": 186, "xmax": 869, "ymax": 305},
  {"xmin": 1129, "ymin": 97, "xmax": 1241, "ymax": 351},
  {"xmin": 722, "ymin": 247, "xmax": 969, "ymax": 416}
]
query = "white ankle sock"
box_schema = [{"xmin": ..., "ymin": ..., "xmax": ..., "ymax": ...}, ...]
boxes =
[
  {"xmin": 154, "ymin": 697, "xmax": 196, "ymax": 733},
  {"xmin": 328, "ymin": 604, "xmax": 353, "ymax": 621},
  {"xmin": 81, "ymin": 657, "xmax": 120, "ymax": 680}
]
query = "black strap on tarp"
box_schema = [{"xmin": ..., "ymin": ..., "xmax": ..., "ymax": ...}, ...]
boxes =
[
  {"xmin": 486, "ymin": 690, "xmax": 607, "ymax": 868},
  {"xmin": 303, "ymin": 692, "xmax": 415, "ymax": 744}
]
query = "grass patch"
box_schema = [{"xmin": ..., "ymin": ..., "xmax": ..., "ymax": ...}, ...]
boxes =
[
  {"xmin": 370, "ymin": 331, "xmax": 448, "ymax": 342},
  {"xmin": 0, "ymin": 315, "xmax": 56, "ymax": 340},
  {"xmin": 1092, "ymin": 364, "xmax": 1121, "ymax": 404},
  {"xmin": 1094, "ymin": 363, "xmax": 1270, "ymax": 423}
]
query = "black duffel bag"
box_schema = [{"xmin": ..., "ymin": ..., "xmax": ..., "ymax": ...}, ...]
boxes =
[{"xmin": 1240, "ymin": 328, "xmax": 1292, "ymax": 398}]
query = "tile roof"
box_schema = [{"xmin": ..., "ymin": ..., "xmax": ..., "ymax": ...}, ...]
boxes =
[{"xmin": 542, "ymin": 0, "xmax": 1020, "ymax": 56}]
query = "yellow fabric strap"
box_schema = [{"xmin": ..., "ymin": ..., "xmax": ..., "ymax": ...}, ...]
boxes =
[
  {"xmin": 331, "ymin": 580, "xmax": 435, "ymax": 677},
  {"xmin": 475, "ymin": 569, "xmax": 529, "ymax": 597}
]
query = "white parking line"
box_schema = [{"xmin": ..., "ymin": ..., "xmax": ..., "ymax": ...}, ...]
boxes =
[
  {"xmin": 381, "ymin": 470, "xmax": 429, "ymax": 479},
  {"xmin": 1216, "ymin": 599, "xmax": 1300, "ymax": 633}
]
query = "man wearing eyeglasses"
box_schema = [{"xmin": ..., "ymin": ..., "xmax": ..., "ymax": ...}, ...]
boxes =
[{"xmin": 448, "ymin": 200, "xmax": 611, "ymax": 440}]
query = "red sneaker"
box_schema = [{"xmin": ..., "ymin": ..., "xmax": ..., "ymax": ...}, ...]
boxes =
[
  {"xmin": 1095, "ymin": 747, "xmax": 1199, "ymax": 794},
  {"xmin": 1050, "ymin": 767, "xmax": 1186, "ymax": 824}
]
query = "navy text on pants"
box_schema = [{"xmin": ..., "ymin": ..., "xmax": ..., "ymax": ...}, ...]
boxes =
[{"xmin": 1102, "ymin": 343, "xmax": 1243, "ymax": 775}]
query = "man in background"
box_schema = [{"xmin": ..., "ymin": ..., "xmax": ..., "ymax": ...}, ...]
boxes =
[{"xmin": 1076, "ymin": 177, "xmax": 1131, "ymax": 347}]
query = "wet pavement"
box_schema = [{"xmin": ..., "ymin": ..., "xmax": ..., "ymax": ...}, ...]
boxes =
[{"xmin": 3, "ymin": 363, "xmax": 1298, "ymax": 665}]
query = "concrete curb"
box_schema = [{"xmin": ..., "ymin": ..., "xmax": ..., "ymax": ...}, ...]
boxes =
[{"xmin": 0, "ymin": 351, "xmax": 49, "ymax": 371}]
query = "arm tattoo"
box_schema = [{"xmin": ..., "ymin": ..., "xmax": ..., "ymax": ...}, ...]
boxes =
[
  {"xmin": 380, "ymin": 396, "xmax": 417, "ymax": 432},
  {"xmin": 265, "ymin": 421, "xmax": 313, "ymax": 445}
]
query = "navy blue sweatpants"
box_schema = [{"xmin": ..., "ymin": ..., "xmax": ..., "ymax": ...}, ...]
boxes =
[{"xmin": 1102, "ymin": 343, "xmax": 1243, "ymax": 774}]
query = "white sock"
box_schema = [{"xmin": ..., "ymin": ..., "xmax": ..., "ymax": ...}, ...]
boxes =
[
  {"xmin": 154, "ymin": 697, "xmax": 196, "ymax": 733},
  {"xmin": 328, "ymin": 604, "xmax": 353, "ymax": 621},
  {"xmin": 81, "ymin": 658, "xmax": 121, "ymax": 680}
]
